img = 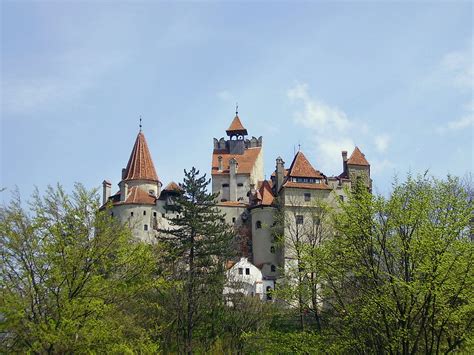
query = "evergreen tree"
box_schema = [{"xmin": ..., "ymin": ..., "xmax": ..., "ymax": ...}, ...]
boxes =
[{"xmin": 158, "ymin": 167, "xmax": 234, "ymax": 354}]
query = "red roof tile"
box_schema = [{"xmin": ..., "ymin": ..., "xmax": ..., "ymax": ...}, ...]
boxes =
[
  {"xmin": 212, "ymin": 147, "xmax": 262, "ymax": 175},
  {"xmin": 282, "ymin": 181, "xmax": 332, "ymax": 190},
  {"xmin": 258, "ymin": 180, "xmax": 275, "ymax": 205},
  {"xmin": 123, "ymin": 132, "xmax": 159, "ymax": 182},
  {"xmin": 288, "ymin": 151, "xmax": 324, "ymax": 178},
  {"xmin": 347, "ymin": 146, "xmax": 370, "ymax": 166},
  {"xmin": 217, "ymin": 201, "xmax": 248, "ymax": 207},
  {"xmin": 226, "ymin": 115, "xmax": 248, "ymax": 135},
  {"xmin": 163, "ymin": 181, "xmax": 182, "ymax": 192},
  {"xmin": 110, "ymin": 186, "xmax": 157, "ymax": 206}
]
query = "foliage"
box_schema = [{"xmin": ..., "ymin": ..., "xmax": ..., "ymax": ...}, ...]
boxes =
[
  {"xmin": 158, "ymin": 167, "xmax": 235, "ymax": 353},
  {"xmin": 0, "ymin": 184, "xmax": 156, "ymax": 353},
  {"xmin": 318, "ymin": 174, "xmax": 474, "ymax": 354}
]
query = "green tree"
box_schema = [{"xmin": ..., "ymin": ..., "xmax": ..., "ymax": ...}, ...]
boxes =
[
  {"xmin": 0, "ymin": 184, "xmax": 156, "ymax": 353},
  {"xmin": 158, "ymin": 168, "xmax": 234, "ymax": 354},
  {"xmin": 319, "ymin": 174, "xmax": 474, "ymax": 353}
]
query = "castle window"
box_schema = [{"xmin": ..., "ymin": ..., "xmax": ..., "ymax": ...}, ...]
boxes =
[
  {"xmin": 266, "ymin": 286, "xmax": 273, "ymax": 300},
  {"xmin": 237, "ymin": 183, "xmax": 244, "ymax": 187},
  {"xmin": 110, "ymin": 212, "xmax": 114, "ymax": 217},
  {"xmin": 256, "ymin": 221, "xmax": 262, "ymax": 229},
  {"xmin": 222, "ymin": 183, "xmax": 229, "ymax": 188},
  {"xmin": 153, "ymin": 211, "xmax": 157, "ymax": 217},
  {"xmin": 162, "ymin": 213, "xmax": 166, "ymax": 218},
  {"xmin": 130, "ymin": 212, "xmax": 134, "ymax": 217},
  {"xmin": 232, "ymin": 217, "xmax": 236, "ymax": 223},
  {"xmin": 221, "ymin": 198, "xmax": 227, "ymax": 202},
  {"xmin": 271, "ymin": 265, "xmax": 276, "ymax": 272},
  {"xmin": 238, "ymin": 268, "xmax": 243, "ymax": 275},
  {"xmin": 315, "ymin": 217, "xmax": 320, "ymax": 225},
  {"xmin": 296, "ymin": 215, "xmax": 304, "ymax": 224},
  {"xmin": 270, "ymin": 246, "xmax": 275, "ymax": 254},
  {"xmin": 304, "ymin": 193, "xmax": 311, "ymax": 201},
  {"xmin": 339, "ymin": 195, "xmax": 344, "ymax": 202},
  {"xmin": 245, "ymin": 268, "xmax": 250, "ymax": 275},
  {"xmin": 144, "ymin": 224, "xmax": 148, "ymax": 231},
  {"xmin": 315, "ymin": 179, "xmax": 321, "ymax": 184},
  {"xmin": 143, "ymin": 210, "xmax": 146, "ymax": 216}
]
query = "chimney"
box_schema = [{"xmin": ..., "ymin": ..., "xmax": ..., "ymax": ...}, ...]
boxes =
[
  {"xmin": 229, "ymin": 158, "xmax": 238, "ymax": 201},
  {"xmin": 102, "ymin": 180, "xmax": 111, "ymax": 205},
  {"xmin": 275, "ymin": 157, "xmax": 285, "ymax": 192},
  {"xmin": 218, "ymin": 156, "xmax": 223, "ymax": 172},
  {"xmin": 342, "ymin": 151, "xmax": 348, "ymax": 177},
  {"xmin": 121, "ymin": 182, "xmax": 129, "ymax": 202}
]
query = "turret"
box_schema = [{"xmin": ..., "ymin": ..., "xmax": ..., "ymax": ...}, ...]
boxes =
[{"xmin": 275, "ymin": 157, "xmax": 285, "ymax": 192}]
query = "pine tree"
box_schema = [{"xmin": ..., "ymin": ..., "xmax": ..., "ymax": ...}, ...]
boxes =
[{"xmin": 158, "ymin": 167, "xmax": 234, "ymax": 354}]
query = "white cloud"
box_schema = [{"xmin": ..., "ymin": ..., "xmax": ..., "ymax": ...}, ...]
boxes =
[
  {"xmin": 288, "ymin": 82, "xmax": 393, "ymax": 176},
  {"xmin": 288, "ymin": 83, "xmax": 351, "ymax": 132},
  {"xmin": 371, "ymin": 158, "xmax": 395, "ymax": 175},
  {"xmin": 437, "ymin": 100, "xmax": 474, "ymax": 134},
  {"xmin": 374, "ymin": 134, "xmax": 390, "ymax": 153},
  {"xmin": 441, "ymin": 47, "xmax": 473, "ymax": 89}
]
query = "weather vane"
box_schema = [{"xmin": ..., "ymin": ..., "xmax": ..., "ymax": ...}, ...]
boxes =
[
  {"xmin": 139, "ymin": 115, "xmax": 142, "ymax": 132},
  {"xmin": 235, "ymin": 103, "xmax": 239, "ymax": 116}
]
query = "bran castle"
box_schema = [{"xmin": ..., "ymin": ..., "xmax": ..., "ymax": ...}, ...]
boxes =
[{"xmin": 101, "ymin": 113, "xmax": 371, "ymax": 300}]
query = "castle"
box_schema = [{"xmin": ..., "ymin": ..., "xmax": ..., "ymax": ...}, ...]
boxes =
[{"xmin": 102, "ymin": 112, "xmax": 371, "ymax": 299}]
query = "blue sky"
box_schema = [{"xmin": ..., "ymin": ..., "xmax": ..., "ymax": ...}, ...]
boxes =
[{"xmin": 1, "ymin": 0, "xmax": 472, "ymax": 201}]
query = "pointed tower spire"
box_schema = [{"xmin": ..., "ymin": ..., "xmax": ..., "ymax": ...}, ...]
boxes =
[
  {"xmin": 226, "ymin": 107, "xmax": 248, "ymax": 137},
  {"xmin": 123, "ymin": 131, "xmax": 159, "ymax": 182}
]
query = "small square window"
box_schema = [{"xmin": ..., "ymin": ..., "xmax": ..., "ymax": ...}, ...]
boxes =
[
  {"xmin": 237, "ymin": 183, "xmax": 244, "ymax": 187},
  {"xmin": 130, "ymin": 212, "xmax": 134, "ymax": 217},
  {"xmin": 222, "ymin": 183, "xmax": 229, "ymax": 188},
  {"xmin": 162, "ymin": 213, "xmax": 166, "ymax": 218},
  {"xmin": 256, "ymin": 221, "xmax": 262, "ymax": 229},
  {"xmin": 143, "ymin": 210, "xmax": 146, "ymax": 216},
  {"xmin": 304, "ymin": 193, "xmax": 311, "ymax": 201},
  {"xmin": 144, "ymin": 224, "xmax": 148, "ymax": 231},
  {"xmin": 232, "ymin": 217, "xmax": 236, "ymax": 223},
  {"xmin": 270, "ymin": 246, "xmax": 275, "ymax": 254},
  {"xmin": 238, "ymin": 268, "xmax": 243, "ymax": 275},
  {"xmin": 153, "ymin": 211, "xmax": 157, "ymax": 217},
  {"xmin": 271, "ymin": 265, "xmax": 276, "ymax": 272},
  {"xmin": 245, "ymin": 268, "xmax": 250, "ymax": 275},
  {"xmin": 296, "ymin": 215, "xmax": 303, "ymax": 224}
]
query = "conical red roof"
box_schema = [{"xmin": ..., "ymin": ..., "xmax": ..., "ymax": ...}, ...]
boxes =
[
  {"xmin": 288, "ymin": 151, "xmax": 323, "ymax": 178},
  {"xmin": 226, "ymin": 115, "xmax": 248, "ymax": 136},
  {"xmin": 123, "ymin": 132, "xmax": 159, "ymax": 182},
  {"xmin": 347, "ymin": 146, "xmax": 370, "ymax": 166}
]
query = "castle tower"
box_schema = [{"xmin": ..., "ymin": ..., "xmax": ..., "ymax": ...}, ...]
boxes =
[
  {"xmin": 101, "ymin": 129, "xmax": 176, "ymax": 242},
  {"xmin": 342, "ymin": 146, "xmax": 371, "ymax": 190}
]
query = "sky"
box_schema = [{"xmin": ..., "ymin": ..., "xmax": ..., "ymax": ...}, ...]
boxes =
[{"xmin": 1, "ymin": 0, "xmax": 473, "ymax": 202}]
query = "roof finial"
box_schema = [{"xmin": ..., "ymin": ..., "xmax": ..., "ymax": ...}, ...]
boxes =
[
  {"xmin": 235, "ymin": 102, "xmax": 239, "ymax": 116},
  {"xmin": 298, "ymin": 143, "xmax": 301, "ymax": 152},
  {"xmin": 139, "ymin": 115, "xmax": 142, "ymax": 132}
]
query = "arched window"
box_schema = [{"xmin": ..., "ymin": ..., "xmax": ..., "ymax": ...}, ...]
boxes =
[
  {"xmin": 256, "ymin": 221, "xmax": 262, "ymax": 229},
  {"xmin": 271, "ymin": 265, "xmax": 276, "ymax": 272},
  {"xmin": 270, "ymin": 246, "xmax": 275, "ymax": 254},
  {"xmin": 144, "ymin": 224, "xmax": 148, "ymax": 231},
  {"xmin": 143, "ymin": 210, "xmax": 146, "ymax": 216}
]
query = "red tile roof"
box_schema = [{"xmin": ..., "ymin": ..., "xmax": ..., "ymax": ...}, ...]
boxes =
[
  {"xmin": 347, "ymin": 146, "xmax": 370, "ymax": 166},
  {"xmin": 258, "ymin": 180, "xmax": 275, "ymax": 205},
  {"xmin": 212, "ymin": 147, "xmax": 262, "ymax": 175},
  {"xmin": 282, "ymin": 181, "xmax": 332, "ymax": 190},
  {"xmin": 226, "ymin": 115, "xmax": 248, "ymax": 135},
  {"xmin": 110, "ymin": 186, "xmax": 157, "ymax": 206},
  {"xmin": 123, "ymin": 132, "xmax": 159, "ymax": 182},
  {"xmin": 163, "ymin": 181, "xmax": 181, "ymax": 192},
  {"xmin": 217, "ymin": 201, "xmax": 248, "ymax": 207},
  {"xmin": 288, "ymin": 151, "xmax": 324, "ymax": 178}
]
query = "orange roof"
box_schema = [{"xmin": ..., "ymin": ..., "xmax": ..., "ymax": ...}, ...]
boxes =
[
  {"xmin": 217, "ymin": 201, "xmax": 248, "ymax": 207},
  {"xmin": 258, "ymin": 180, "xmax": 275, "ymax": 205},
  {"xmin": 111, "ymin": 186, "xmax": 157, "ymax": 206},
  {"xmin": 163, "ymin": 181, "xmax": 181, "ymax": 192},
  {"xmin": 282, "ymin": 181, "xmax": 332, "ymax": 190},
  {"xmin": 123, "ymin": 132, "xmax": 159, "ymax": 182},
  {"xmin": 288, "ymin": 151, "xmax": 324, "ymax": 178},
  {"xmin": 212, "ymin": 147, "xmax": 262, "ymax": 175},
  {"xmin": 226, "ymin": 115, "xmax": 248, "ymax": 135},
  {"xmin": 347, "ymin": 147, "xmax": 370, "ymax": 166}
]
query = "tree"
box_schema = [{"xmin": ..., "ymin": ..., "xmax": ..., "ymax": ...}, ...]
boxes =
[
  {"xmin": 158, "ymin": 168, "xmax": 234, "ymax": 354},
  {"xmin": 272, "ymin": 195, "xmax": 334, "ymax": 331},
  {"xmin": 319, "ymin": 174, "xmax": 474, "ymax": 353},
  {"xmin": 0, "ymin": 184, "xmax": 156, "ymax": 353}
]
